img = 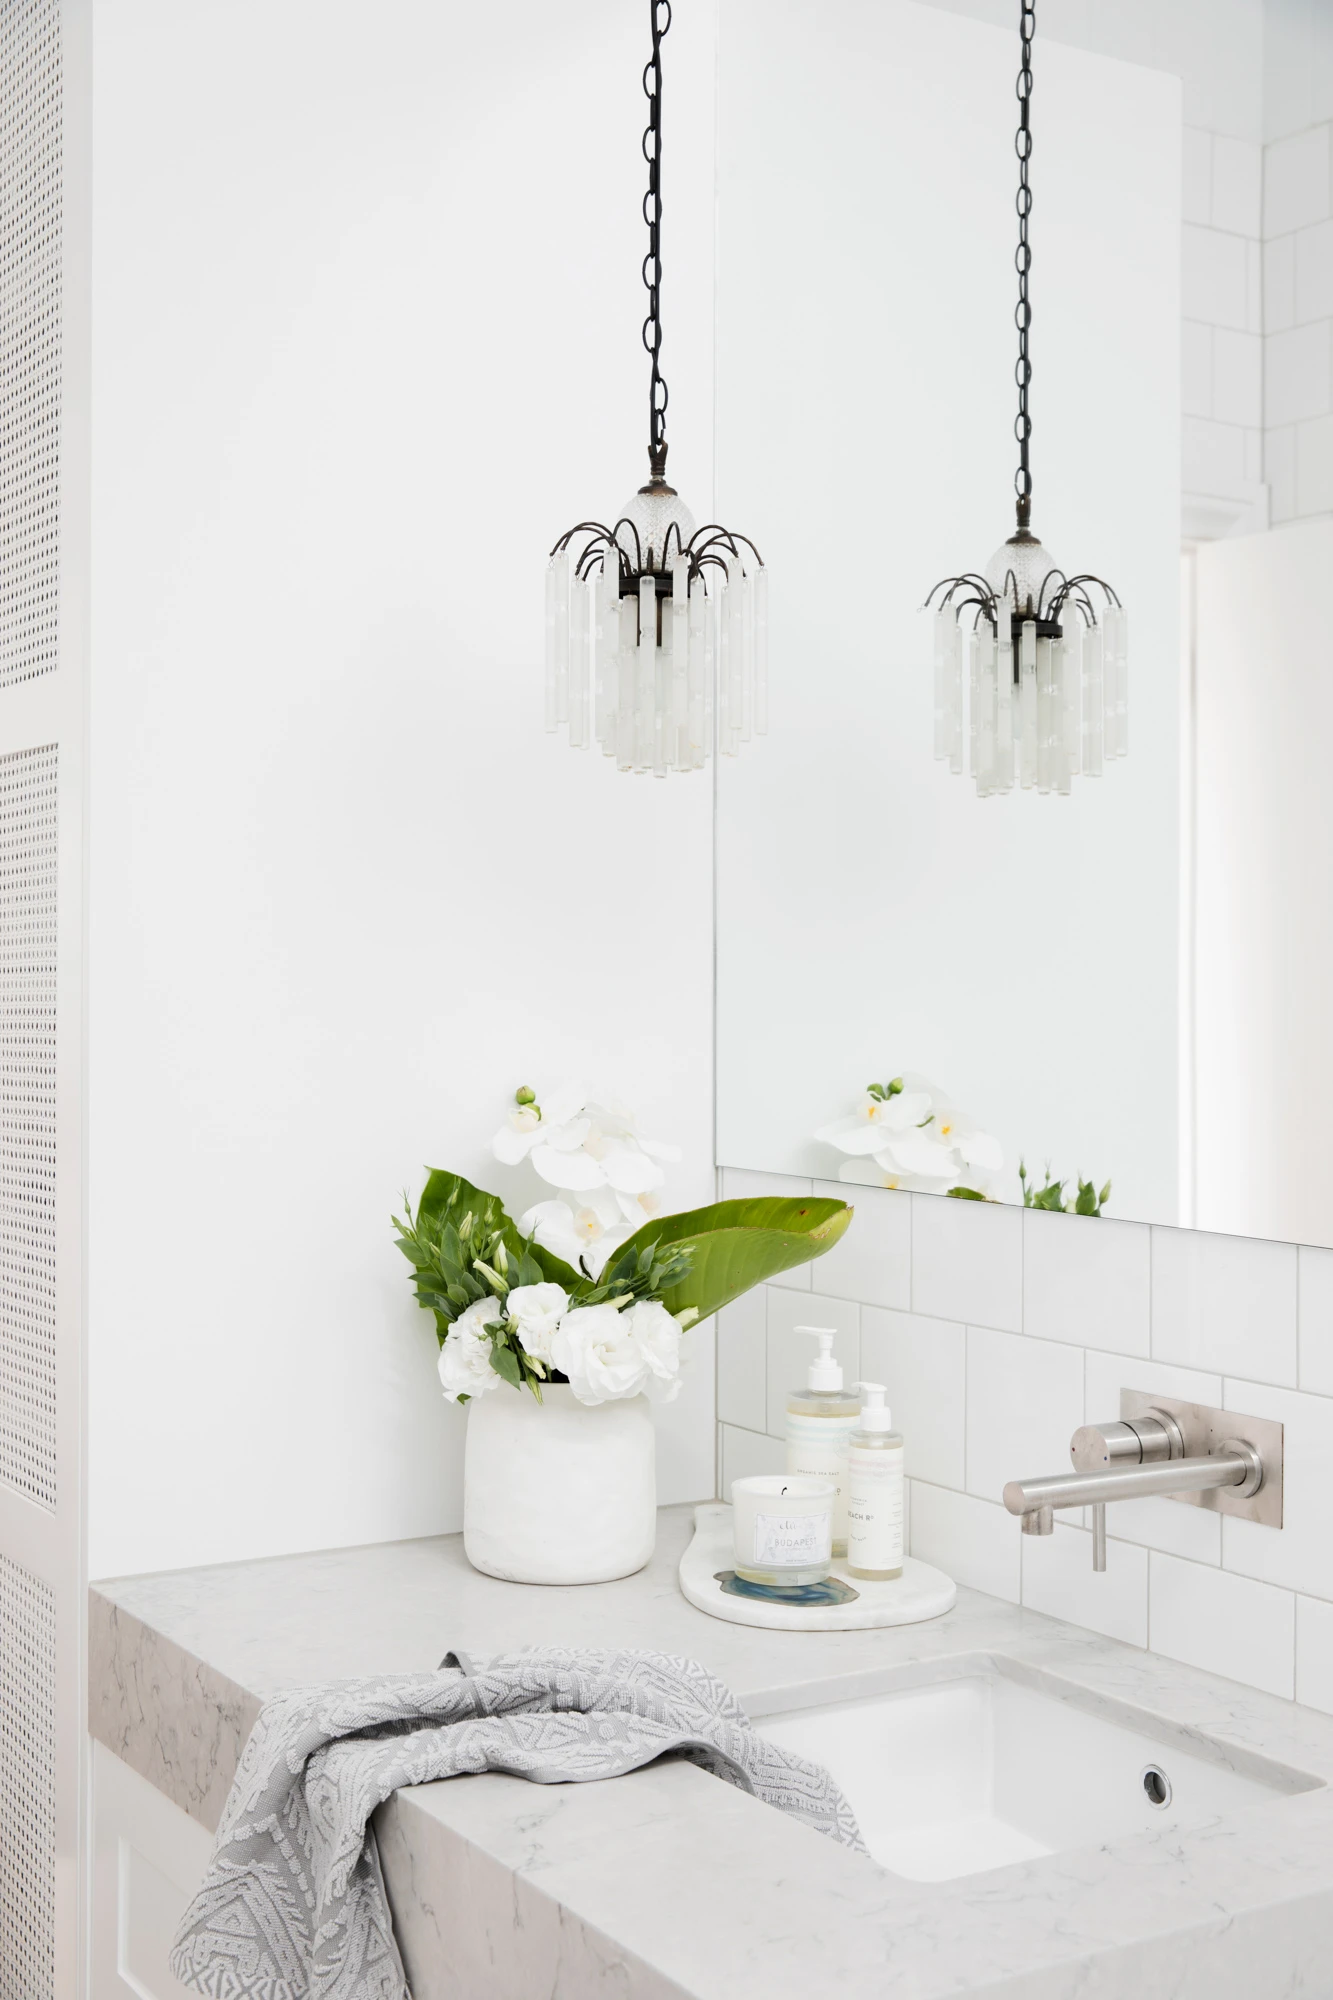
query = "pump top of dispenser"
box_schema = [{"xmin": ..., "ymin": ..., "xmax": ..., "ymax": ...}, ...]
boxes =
[
  {"xmin": 799, "ymin": 1326, "xmax": 843, "ymax": 1391},
  {"xmin": 856, "ymin": 1382, "xmax": 894, "ymax": 1431}
]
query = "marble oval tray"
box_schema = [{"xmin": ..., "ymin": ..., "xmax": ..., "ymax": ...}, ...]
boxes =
[{"xmin": 679, "ymin": 1503, "xmax": 957, "ymax": 1631}]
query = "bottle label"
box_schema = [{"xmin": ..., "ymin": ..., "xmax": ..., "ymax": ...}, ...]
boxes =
[
  {"xmin": 846, "ymin": 1447, "xmax": 904, "ymax": 1571},
  {"xmin": 786, "ymin": 1413, "xmax": 856, "ymax": 1538},
  {"xmin": 754, "ymin": 1510, "xmax": 831, "ymax": 1567}
]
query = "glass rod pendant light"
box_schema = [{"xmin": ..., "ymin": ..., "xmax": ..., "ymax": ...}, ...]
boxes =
[
  {"xmin": 545, "ymin": 0, "xmax": 766, "ymax": 776},
  {"xmin": 925, "ymin": 2, "xmax": 1126, "ymax": 799}
]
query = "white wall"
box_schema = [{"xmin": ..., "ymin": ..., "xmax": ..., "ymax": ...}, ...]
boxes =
[
  {"xmin": 86, "ymin": 0, "xmax": 720, "ymax": 1578},
  {"xmin": 1193, "ymin": 518, "xmax": 1333, "ymax": 1245},
  {"xmin": 714, "ymin": 0, "xmax": 1182, "ymax": 1224}
]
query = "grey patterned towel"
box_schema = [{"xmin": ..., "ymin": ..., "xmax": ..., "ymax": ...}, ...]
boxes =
[{"xmin": 169, "ymin": 1645, "xmax": 864, "ymax": 2000}]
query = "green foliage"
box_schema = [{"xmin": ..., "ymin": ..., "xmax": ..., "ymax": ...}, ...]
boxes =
[
  {"xmin": 1019, "ymin": 1161, "xmax": 1112, "ymax": 1217},
  {"xmin": 391, "ymin": 1172, "xmax": 571, "ymax": 1341},
  {"xmin": 607, "ymin": 1196, "xmax": 853, "ymax": 1324},
  {"xmin": 945, "ymin": 1186, "xmax": 989, "ymax": 1201}
]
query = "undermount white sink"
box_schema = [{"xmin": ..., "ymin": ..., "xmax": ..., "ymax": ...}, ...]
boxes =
[{"xmin": 759, "ymin": 1662, "xmax": 1320, "ymax": 1882}]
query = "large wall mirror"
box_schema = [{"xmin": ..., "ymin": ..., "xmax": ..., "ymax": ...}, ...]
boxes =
[{"xmin": 713, "ymin": 1, "xmax": 1333, "ymax": 1250}]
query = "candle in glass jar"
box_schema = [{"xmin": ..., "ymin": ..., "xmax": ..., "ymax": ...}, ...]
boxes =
[{"xmin": 731, "ymin": 1475, "xmax": 835, "ymax": 1585}]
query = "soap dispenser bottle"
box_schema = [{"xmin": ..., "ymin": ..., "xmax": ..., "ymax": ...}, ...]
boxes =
[
  {"xmin": 786, "ymin": 1327, "xmax": 860, "ymax": 1556},
  {"xmin": 846, "ymin": 1383, "xmax": 904, "ymax": 1581}
]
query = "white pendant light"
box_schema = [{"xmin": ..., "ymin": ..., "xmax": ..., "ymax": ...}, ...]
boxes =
[
  {"xmin": 545, "ymin": 1, "xmax": 767, "ymax": 776},
  {"xmin": 926, "ymin": 1, "xmax": 1126, "ymax": 800}
]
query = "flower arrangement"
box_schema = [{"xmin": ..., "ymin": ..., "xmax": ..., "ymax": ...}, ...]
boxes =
[
  {"xmin": 815, "ymin": 1074, "xmax": 1003, "ymax": 1197},
  {"xmin": 395, "ymin": 1086, "xmax": 853, "ymax": 1410}
]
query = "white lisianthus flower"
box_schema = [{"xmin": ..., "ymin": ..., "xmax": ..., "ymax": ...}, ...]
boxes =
[
  {"xmin": 506, "ymin": 1282, "xmax": 569, "ymax": 1366},
  {"xmin": 438, "ymin": 1297, "xmax": 505, "ymax": 1403},
  {"xmin": 550, "ymin": 1301, "xmax": 650, "ymax": 1405},
  {"xmin": 624, "ymin": 1298, "xmax": 684, "ymax": 1403}
]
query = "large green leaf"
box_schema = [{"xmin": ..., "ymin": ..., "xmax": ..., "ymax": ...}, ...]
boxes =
[
  {"xmin": 602, "ymin": 1196, "xmax": 853, "ymax": 1324},
  {"xmin": 415, "ymin": 1169, "xmax": 582, "ymax": 1289}
]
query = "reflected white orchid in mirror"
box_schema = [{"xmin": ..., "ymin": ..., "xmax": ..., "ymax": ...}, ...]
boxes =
[
  {"xmin": 492, "ymin": 1082, "xmax": 681, "ymax": 1279},
  {"xmin": 816, "ymin": 1075, "xmax": 1004, "ymax": 1198}
]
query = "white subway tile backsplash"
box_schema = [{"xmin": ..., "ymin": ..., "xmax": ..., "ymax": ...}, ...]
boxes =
[
  {"xmin": 965, "ymin": 1327, "xmax": 1083, "ymax": 1507},
  {"xmin": 1151, "ymin": 1226, "xmax": 1298, "ymax": 1386},
  {"xmin": 1265, "ymin": 321, "xmax": 1332, "ymax": 428},
  {"xmin": 1181, "ymin": 320, "xmax": 1212, "ymax": 418},
  {"xmin": 1265, "ymin": 233, "xmax": 1296, "ymax": 334},
  {"xmin": 1181, "ymin": 224, "xmax": 1250, "ymax": 329},
  {"xmin": 912, "ymin": 1193, "xmax": 1021, "ymax": 1331},
  {"xmin": 811, "ymin": 1181, "xmax": 910, "ymax": 1308},
  {"xmin": 1246, "ymin": 238, "xmax": 1262, "ymax": 336},
  {"xmin": 1083, "ymin": 1352, "xmax": 1224, "ymax": 1564},
  {"xmin": 860, "ymin": 1308, "xmax": 965, "ymax": 1490},
  {"xmin": 720, "ymin": 1423, "xmax": 784, "ymax": 1500},
  {"xmin": 1295, "ymin": 413, "xmax": 1333, "ymax": 515},
  {"xmin": 1022, "ymin": 1210, "xmax": 1149, "ymax": 1356},
  {"xmin": 764, "ymin": 1287, "xmax": 858, "ymax": 1438},
  {"xmin": 1296, "ymin": 1594, "xmax": 1333, "ymax": 1715},
  {"xmin": 1181, "ymin": 126, "xmax": 1211, "ymax": 228},
  {"xmin": 1210, "ymin": 135, "xmax": 1262, "ymax": 239},
  {"xmin": 1244, "ymin": 428, "xmax": 1263, "ymax": 485},
  {"xmin": 1295, "ymin": 217, "xmax": 1333, "ymax": 323},
  {"xmin": 909, "ymin": 1480, "xmax": 1019, "ymax": 1604},
  {"xmin": 1181, "ymin": 416, "xmax": 1249, "ymax": 497},
  {"xmin": 1022, "ymin": 1522, "xmax": 1148, "ymax": 1648},
  {"xmin": 1211, "ymin": 329, "xmax": 1263, "ymax": 428},
  {"xmin": 1149, "ymin": 1552, "xmax": 1295, "ymax": 1698},
  {"xmin": 1264, "ymin": 124, "xmax": 1332, "ymax": 239},
  {"xmin": 1266, "ymin": 422, "xmax": 1297, "ymax": 522},
  {"xmin": 716, "ymin": 1287, "xmax": 766, "ymax": 1434},
  {"xmin": 1221, "ymin": 1379, "xmax": 1333, "ymax": 1601},
  {"xmin": 1298, "ymin": 1245, "xmax": 1333, "ymax": 1394}
]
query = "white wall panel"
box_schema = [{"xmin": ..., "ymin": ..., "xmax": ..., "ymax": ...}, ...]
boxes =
[{"xmin": 86, "ymin": 0, "xmax": 719, "ymax": 1578}]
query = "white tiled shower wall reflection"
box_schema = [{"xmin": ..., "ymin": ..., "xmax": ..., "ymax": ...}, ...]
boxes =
[{"xmin": 715, "ymin": 1168, "xmax": 1333, "ymax": 1710}]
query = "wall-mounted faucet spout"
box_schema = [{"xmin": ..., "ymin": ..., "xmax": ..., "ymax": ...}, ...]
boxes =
[{"xmin": 1002, "ymin": 1393, "xmax": 1281, "ymax": 1572}]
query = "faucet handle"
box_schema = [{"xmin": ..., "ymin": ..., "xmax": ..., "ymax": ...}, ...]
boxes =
[{"xmin": 1070, "ymin": 1411, "xmax": 1184, "ymax": 1472}]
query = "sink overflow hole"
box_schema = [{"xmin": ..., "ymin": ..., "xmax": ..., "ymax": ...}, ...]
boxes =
[{"xmin": 1142, "ymin": 1765, "xmax": 1171, "ymax": 1809}]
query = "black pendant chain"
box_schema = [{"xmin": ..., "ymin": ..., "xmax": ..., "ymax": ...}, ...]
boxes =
[
  {"xmin": 1014, "ymin": 2, "xmax": 1034, "ymax": 529},
  {"xmin": 642, "ymin": 0, "xmax": 671, "ymax": 479}
]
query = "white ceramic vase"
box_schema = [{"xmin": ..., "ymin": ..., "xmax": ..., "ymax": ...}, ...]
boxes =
[{"xmin": 463, "ymin": 1381, "xmax": 657, "ymax": 1584}]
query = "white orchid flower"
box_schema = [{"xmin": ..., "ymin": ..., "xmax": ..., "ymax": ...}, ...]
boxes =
[
  {"xmin": 520, "ymin": 1190, "xmax": 644, "ymax": 1279},
  {"xmin": 819, "ymin": 1073, "xmax": 1002, "ymax": 1195},
  {"xmin": 437, "ymin": 1298, "xmax": 504, "ymax": 1402},
  {"xmin": 491, "ymin": 1082, "xmax": 591, "ymax": 1166},
  {"xmin": 550, "ymin": 1302, "xmax": 651, "ymax": 1405},
  {"xmin": 815, "ymin": 1089, "xmax": 934, "ymax": 1156},
  {"xmin": 505, "ymin": 1282, "xmax": 569, "ymax": 1366},
  {"xmin": 495, "ymin": 1080, "xmax": 676, "ymax": 1201}
]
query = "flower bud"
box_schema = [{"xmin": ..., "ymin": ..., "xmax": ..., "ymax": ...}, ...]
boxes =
[{"xmin": 514, "ymin": 1085, "xmax": 536, "ymax": 1106}]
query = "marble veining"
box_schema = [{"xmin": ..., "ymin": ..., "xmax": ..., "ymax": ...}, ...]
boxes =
[{"xmin": 90, "ymin": 1504, "xmax": 1333, "ymax": 1996}]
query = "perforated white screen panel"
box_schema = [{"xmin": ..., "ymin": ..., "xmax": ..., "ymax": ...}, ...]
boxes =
[
  {"xmin": 0, "ymin": 1550, "xmax": 55, "ymax": 2000},
  {"xmin": 0, "ymin": 0, "xmax": 60, "ymax": 689},
  {"xmin": 0, "ymin": 744, "xmax": 57, "ymax": 1512}
]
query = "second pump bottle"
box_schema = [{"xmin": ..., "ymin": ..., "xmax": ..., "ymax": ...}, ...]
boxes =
[{"xmin": 785, "ymin": 1325, "xmax": 904, "ymax": 1579}]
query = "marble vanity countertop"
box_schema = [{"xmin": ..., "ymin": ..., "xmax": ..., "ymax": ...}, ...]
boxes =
[{"xmin": 91, "ymin": 1504, "xmax": 1333, "ymax": 1999}]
